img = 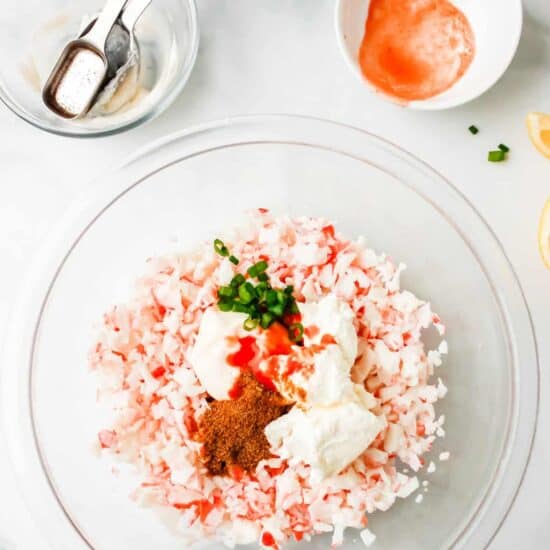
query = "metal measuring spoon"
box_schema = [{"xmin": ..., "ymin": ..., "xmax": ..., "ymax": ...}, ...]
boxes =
[
  {"xmin": 91, "ymin": 0, "xmax": 152, "ymax": 115},
  {"xmin": 42, "ymin": 0, "xmax": 129, "ymax": 119},
  {"xmin": 120, "ymin": 0, "xmax": 152, "ymax": 37}
]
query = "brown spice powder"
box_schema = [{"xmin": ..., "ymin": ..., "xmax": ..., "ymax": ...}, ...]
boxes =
[{"xmin": 198, "ymin": 373, "xmax": 290, "ymax": 476}]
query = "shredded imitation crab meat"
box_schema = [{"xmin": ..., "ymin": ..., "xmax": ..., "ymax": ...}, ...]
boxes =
[{"xmin": 90, "ymin": 210, "xmax": 448, "ymax": 549}]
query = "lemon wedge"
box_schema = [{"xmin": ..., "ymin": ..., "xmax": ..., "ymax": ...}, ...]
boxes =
[
  {"xmin": 527, "ymin": 112, "xmax": 550, "ymax": 158},
  {"xmin": 538, "ymin": 199, "xmax": 550, "ymax": 269}
]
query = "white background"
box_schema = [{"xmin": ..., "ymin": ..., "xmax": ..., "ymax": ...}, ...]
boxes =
[{"xmin": 0, "ymin": 1, "xmax": 549, "ymax": 548}]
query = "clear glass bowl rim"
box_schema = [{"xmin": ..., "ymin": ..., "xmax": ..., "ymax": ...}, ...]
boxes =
[
  {"xmin": 0, "ymin": 114, "xmax": 539, "ymax": 549},
  {"xmin": 0, "ymin": 0, "xmax": 200, "ymax": 138}
]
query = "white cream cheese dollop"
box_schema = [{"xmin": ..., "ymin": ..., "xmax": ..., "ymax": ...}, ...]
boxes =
[
  {"xmin": 265, "ymin": 294, "xmax": 385, "ymax": 480},
  {"xmin": 270, "ymin": 294, "xmax": 359, "ymax": 406},
  {"xmin": 299, "ymin": 294, "xmax": 358, "ymax": 365},
  {"xmin": 189, "ymin": 309, "xmax": 247, "ymax": 400},
  {"xmin": 265, "ymin": 400, "xmax": 385, "ymax": 481}
]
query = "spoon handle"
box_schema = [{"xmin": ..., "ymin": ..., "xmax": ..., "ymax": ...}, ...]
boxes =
[
  {"xmin": 84, "ymin": 0, "xmax": 129, "ymax": 52},
  {"xmin": 121, "ymin": 0, "xmax": 152, "ymax": 31}
]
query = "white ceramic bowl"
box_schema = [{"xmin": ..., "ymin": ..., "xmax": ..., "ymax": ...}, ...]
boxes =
[{"xmin": 335, "ymin": 0, "xmax": 523, "ymax": 110}]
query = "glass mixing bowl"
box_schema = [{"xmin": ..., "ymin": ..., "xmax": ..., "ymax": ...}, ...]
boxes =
[
  {"xmin": 0, "ymin": 0, "xmax": 198, "ymax": 137},
  {"xmin": 0, "ymin": 116, "xmax": 538, "ymax": 549}
]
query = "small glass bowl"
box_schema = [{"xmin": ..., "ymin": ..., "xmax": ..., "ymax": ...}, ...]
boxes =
[{"xmin": 0, "ymin": 0, "xmax": 199, "ymax": 137}]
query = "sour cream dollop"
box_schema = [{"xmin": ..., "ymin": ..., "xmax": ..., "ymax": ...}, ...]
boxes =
[{"xmin": 190, "ymin": 309, "xmax": 248, "ymax": 400}]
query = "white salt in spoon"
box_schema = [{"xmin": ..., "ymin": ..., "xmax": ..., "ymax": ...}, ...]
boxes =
[{"xmin": 42, "ymin": 0, "xmax": 129, "ymax": 119}]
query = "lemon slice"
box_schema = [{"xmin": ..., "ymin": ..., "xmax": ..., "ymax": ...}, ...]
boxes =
[
  {"xmin": 538, "ymin": 199, "xmax": 550, "ymax": 269},
  {"xmin": 527, "ymin": 112, "xmax": 550, "ymax": 158}
]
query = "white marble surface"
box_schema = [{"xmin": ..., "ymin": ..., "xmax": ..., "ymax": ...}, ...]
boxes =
[{"xmin": 0, "ymin": 1, "xmax": 549, "ymax": 548}]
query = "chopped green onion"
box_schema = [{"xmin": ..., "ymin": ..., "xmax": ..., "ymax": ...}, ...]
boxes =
[
  {"xmin": 498, "ymin": 143, "xmax": 510, "ymax": 153},
  {"xmin": 287, "ymin": 299, "xmax": 300, "ymax": 315},
  {"xmin": 288, "ymin": 323, "xmax": 304, "ymax": 342},
  {"xmin": 215, "ymin": 251, "xmax": 303, "ymax": 339},
  {"xmin": 255, "ymin": 281, "xmax": 269, "ymax": 294},
  {"xmin": 218, "ymin": 300, "xmax": 233, "ymax": 312},
  {"xmin": 238, "ymin": 282, "xmax": 256, "ymax": 304},
  {"xmin": 260, "ymin": 312, "xmax": 274, "ymax": 329},
  {"xmin": 214, "ymin": 239, "xmax": 229, "ymax": 257},
  {"xmin": 218, "ymin": 285, "xmax": 236, "ymax": 299},
  {"xmin": 266, "ymin": 289, "xmax": 278, "ymax": 306},
  {"xmin": 232, "ymin": 302, "xmax": 251, "ymax": 314},
  {"xmin": 254, "ymin": 261, "xmax": 268, "ymax": 274},
  {"xmin": 269, "ymin": 303, "xmax": 285, "ymax": 317},
  {"xmin": 468, "ymin": 125, "xmax": 479, "ymax": 135},
  {"xmin": 243, "ymin": 317, "xmax": 258, "ymax": 331},
  {"xmin": 247, "ymin": 260, "xmax": 268, "ymax": 278},
  {"xmin": 488, "ymin": 150, "xmax": 505, "ymax": 162},
  {"xmin": 230, "ymin": 274, "xmax": 245, "ymax": 288}
]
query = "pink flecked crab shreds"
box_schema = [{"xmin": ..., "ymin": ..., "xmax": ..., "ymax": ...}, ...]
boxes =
[{"xmin": 90, "ymin": 209, "xmax": 448, "ymax": 549}]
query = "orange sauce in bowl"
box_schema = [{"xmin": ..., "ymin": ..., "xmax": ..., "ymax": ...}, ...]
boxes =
[{"xmin": 358, "ymin": 0, "xmax": 475, "ymax": 102}]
